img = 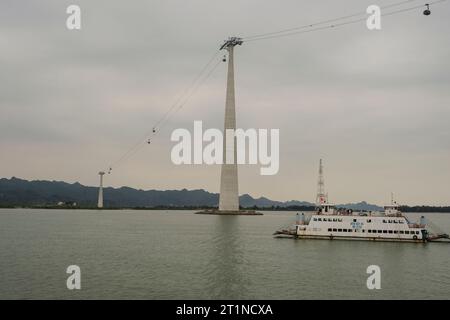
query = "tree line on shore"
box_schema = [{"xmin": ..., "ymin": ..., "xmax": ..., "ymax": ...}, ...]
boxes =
[{"xmin": 1, "ymin": 204, "xmax": 450, "ymax": 213}]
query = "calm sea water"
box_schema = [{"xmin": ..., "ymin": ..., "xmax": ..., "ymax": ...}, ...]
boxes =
[{"xmin": 0, "ymin": 209, "xmax": 449, "ymax": 299}]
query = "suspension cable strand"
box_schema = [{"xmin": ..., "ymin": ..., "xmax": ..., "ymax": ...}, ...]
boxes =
[
  {"xmin": 243, "ymin": 0, "xmax": 447, "ymax": 42},
  {"xmin": 243, "ymin": 0, "xmax": 419, "ymax": 40},
  {"xmin": 106, "ymin": 50, "xmax": 222, "ymax": 172},
  {"xmin": 117, "ymin": 57, "xmax": 223, "ymax": 170},
  {"xmin": 156, "ymin": 58, "xmax": 223, "ymax": 131},
  {"xmin": 153, "ymin": 49, "xmax": 221, "ymax": 130},
  {"xmin": 110, "ymin": 50, "xmax": 221, "ymax": 168}
]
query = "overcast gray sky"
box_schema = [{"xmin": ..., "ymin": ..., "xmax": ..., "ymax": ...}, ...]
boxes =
[{"xmin": 1, "ymin": 0, "xmax": 449, "ymax": 205}]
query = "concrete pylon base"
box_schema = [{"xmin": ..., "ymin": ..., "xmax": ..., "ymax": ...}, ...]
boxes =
[{"xmin": 195, "ymin": 209, "xmax": 263, "ymax": 215}]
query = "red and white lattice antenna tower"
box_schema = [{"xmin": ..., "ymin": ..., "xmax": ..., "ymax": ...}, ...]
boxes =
[{"xmin": 316, "ymin": 159, "xmax": 327, "ymax": 206}]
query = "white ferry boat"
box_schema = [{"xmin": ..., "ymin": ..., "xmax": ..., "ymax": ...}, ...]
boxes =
[
  {"xmin": 280, "ymin": 201, "xmax": 424, "ymax": 242},
  {"xmin": 275, "ymin": 201, "xmax": 449, "ymax": 242},
  {"xmin": 274, "ymin": 160, "xmax": 449, "ymax": 243}
]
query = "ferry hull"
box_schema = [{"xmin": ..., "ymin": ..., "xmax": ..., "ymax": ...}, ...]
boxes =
[
  {"xmin": 294, "ymin": 234, "xmax": 426, "ymax": 243},
  {"xmin": 274, "ymin": 229, "xmax": 450, "ymax": 243}
]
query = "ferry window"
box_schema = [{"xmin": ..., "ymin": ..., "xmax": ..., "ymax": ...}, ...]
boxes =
[
  {"xmin": 353, "ymin": 219, "xmax": 357, "ymax": 222},
  {"xmin": 405, "ymin": 231, "xmax": 410, "ymax": 234},
  {"xmin": 332, "ymin": 228, "xmax": 337, "ymax": 232},
  {"xmin": 416, "ymin": 231, "xmax": 420, "ymax": 235},
  {"xmin": 383, "ymin": 230, "xmax": 387, "ymax": 234},
  {"xmin": 368, "ymin": 230, "xmax": 372, "ymax": 233},
  {"xmin": 328, "ymin": 228, "xmax": 332, "ymax": 232},
  {"xmin": 400, "ymin": 231, "xmax": 404, "ymax": 234},
  {"xmin": 367, "ymin": 219, "xmax": 372, "ymax": 223},
  {"xmin": 383, "ymin": 220, "xmax": 386, "ymax": 223},
  {"xmin": 338, "ymin": 229, "xmax": 342, "ymax": 232},
  {"xmin": 388, "ymin": 230, "xmax": 393, "ymax": 234},
  {"xmin": 394, "ymin": 231, "xmax": 398, "ymax": 234},
  {"xmin": 362, "ymin": 230, "xmax": 365, "ymax": 233},
  {"xmin": 393, "ymin": 220, "xmax": 398, "ymax": 224},
  {"xmin": 313, "ymin": 218, "xmax": 317, "ymax": 221}
]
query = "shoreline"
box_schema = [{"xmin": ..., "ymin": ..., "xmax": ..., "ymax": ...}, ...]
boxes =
[{"xmin": 1, "ymin": 206, "xmax": 450, "ymax": 213}]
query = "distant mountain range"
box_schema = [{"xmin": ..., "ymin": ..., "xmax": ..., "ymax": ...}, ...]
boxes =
[{"xmin": 0, "ymin": 177, "xmax": 384, "ymax": 210}]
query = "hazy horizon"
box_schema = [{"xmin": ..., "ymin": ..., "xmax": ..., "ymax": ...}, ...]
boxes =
[{"xmin": 1, "ymin": 0, "xmax": 449, "ymax": 206}]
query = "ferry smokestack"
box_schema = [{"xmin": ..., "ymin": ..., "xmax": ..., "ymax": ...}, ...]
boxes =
[
  {"xmin": 420, "ymin": 216, "xmax": 426, "ymax": 227},
  {"xmin": 296, "ymin": 213, "xmax": 305, "ymax": 225}
]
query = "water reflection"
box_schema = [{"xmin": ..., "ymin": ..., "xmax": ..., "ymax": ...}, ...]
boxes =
[{"xmin": 202, "ymin": 216, "xmax": 249, "ymax": 299}]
